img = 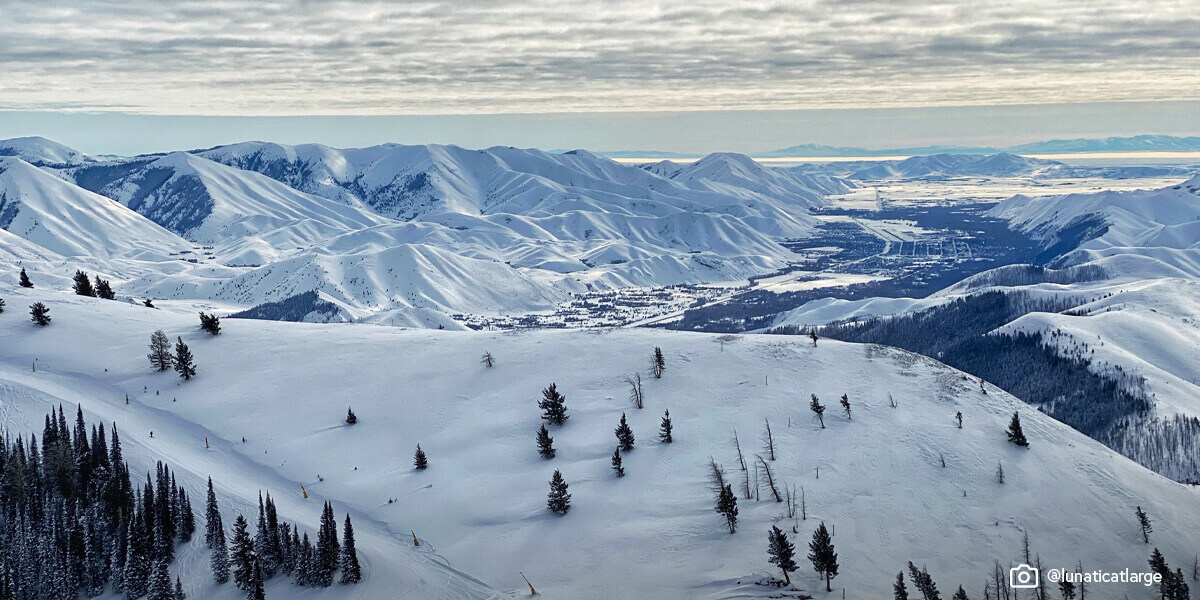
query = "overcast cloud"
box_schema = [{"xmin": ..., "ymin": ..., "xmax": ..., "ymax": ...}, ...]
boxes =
[{"xmin": 1, "ymin": 0, "xmax": 1197, "ymax": 115}]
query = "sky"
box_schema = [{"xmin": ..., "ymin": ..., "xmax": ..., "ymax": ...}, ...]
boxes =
[{"xmin": 1, "ymin": 0, "xmax": 1198, "ymax": 154}]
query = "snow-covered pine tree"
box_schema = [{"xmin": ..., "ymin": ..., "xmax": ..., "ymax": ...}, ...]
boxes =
[
  {"xmin": 95, "ymin": 276, "xmax": 115, "ymax": 300},
  {"xmin": 611, "ymin": 446, "xmax": 625, "ymax": 477},
  {"xmin": 659, "ymin": 409, "xmax": 673, "ymax": 443},
  {"xmin": 615, "ymin": 413, "xmax": 635, "ymax": 451},
  {"xmin": 314, "ymin": 502, "xmax": 340, "ymax": 587},
  {"xmin": 198, "ymin": 312, "xmax": 221, "ymax": 335},
  {"xmin": 249, "ymin": 559, "xmax": 265, "ymax": 600},
  {"xmin": 30, "ymin": 302, "xmax": 51, "ymax": 326},
  {"xmin": 147, "ymin": 559, "xmax": 173, "ymax": 600},
  {"xmin": 230, "ymin": 515, "xmax": 256, "ymax": 591},
  {"xmin": 1007, "ymin": 412, "xmax": 1029, "ymax": 447},
  {"xmin": 174, "ymin": 338, "xmax": 196, "ymax": 381},
  {"xmin": 73, "ymin": 270, "xmax": 95, "ymax": 297},
  {"xmin": 211, "ymin": 523, "xmax": 230, "ymax": 585},
  {"xmin": 767, "ymin": 526, "xmax": 798, "ymax": 585},
  {"xmin": 807, "ymin": 522, "xmax": 839, "ymax": 592},
  {"xmin": 894, "ymin": 572, "xmax": 909, "ymax": 600},
  {"xmin": 345, "ymin": 407, "xmax": 357, "ymax": 425},
  {"xmin": 295, "ymin": 532, "xmax": 315, "ymax": 587},
  {"xmin": 149, "ymin": 330, "xmax": 173, "ymax": 372},
  {"xmin": 539, "ymin": 383, "xmax": 569, "ymax": 426},
  {"xmin": 1137, "ymin": 506, "xmax": 1152, "ymax": 543},
  {"xmin": 952, "ymin": 585, "xmax": 969, "ymax": 600},
  {"xmin": 340, "ymin": 514, "xmax": 362, "ymax": 584},
  {"xmin": 413, "ymin": 444, "xmax": 428, "ymax": 470},
  {"xmin": 810, "ymin": 394, "xmax": 826, "ymax": 428},
  {"xmin": 174, "ymin": 576, "xmax": 186, "ymax": 600},
  {"xmin": 19, "ymin": 267, "xmax": 33, "ymax": 288},
  {"xmin": 205, "ymin": 478, "xmax": 223, "ymax": 548},
  {"xmin": 715, "ymin": 483, "xmax": 737, "ymax": 533},
  {"xmin": 907, "ymin": 562, "xmax": 942, "ymax": 600},
  {"xmin": 547, "ymin": 470, "xmax": 571, "ymax": 515},
  {"xmin": 537, "ymin": 424, "xmax": 556, "ymax": 459},
  {"xmin": 652, "ymin": 346, "xmax": 665, "ymax": 378}
]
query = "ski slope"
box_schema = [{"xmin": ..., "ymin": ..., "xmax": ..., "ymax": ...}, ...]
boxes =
[{"xmin": 0, "ymin": 286, "xmax": 1196, "ymax": 599}]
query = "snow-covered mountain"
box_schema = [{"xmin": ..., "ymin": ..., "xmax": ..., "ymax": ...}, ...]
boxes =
[
  {"xmin": 788, "ymin": 153, "xmax": 1066, "ymax": 180},
  {"xmin": 0, "ymin": 157, "xmax": 191, "ymax": 259},
  {"xmin": 1, "ymin": 287, "xmax": 1197, "ymax": 599},
  {"xmin": 0, "ymin": 136, "xmax": 94, "ymax": 167},
  {"xmin": 65, "ymin": 151, "xmax": 390, "ymax": 247}
]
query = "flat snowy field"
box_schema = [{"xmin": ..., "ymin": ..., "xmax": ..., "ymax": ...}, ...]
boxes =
[{"xmin": 1, "ymin": 285, "xmax": 1198, "ymax": 599}]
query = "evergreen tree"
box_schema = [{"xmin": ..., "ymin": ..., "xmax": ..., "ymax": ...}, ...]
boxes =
[
  {"xmin": 199, "ymin": 312, "xmax": 221, "ymax": 335},
  {"xmin": 659, "ymin": 409, "xmax": 673, "ymax": 443},
  {"xmin": 481, "ymin": 351, "xmax": 494, "ymax": 368},
  {"xmin": 810, "ymin": 394, "xmax": 826, "ymax": 428},
  {"xmin": 314, "ymin": 502, "xmax": 339, "ymax": 587},
  {"xmin": 952, "ymin": 585, "xmax": 969, "ymax": 600},
  {"xmin": 767, "ymin": 526, "xmax": 798, "ymax": 585},
  {"xmin": 907, "ymin": 562, "xmax": 942, "ymax": 600},
  {"xmin": 1136, "ymin": 506, "xmax": 1152, "ymax": 543},
  {"xmin": 19, "ymin": 267, "xmax": 33, "ymax": 288},
  {"xmin": 652, "ymin": 346, "xmax": 665, "ymax": 378},
  {"xmin": 174, "ymin": 337, "xmax": 196, "ymax": 381},
  {"xmin": 413, "ymin": 444, "xmax": 428, "ymax": 470},
  {"xmin": 30, "ymin": 302, "xmax": 51, "ymax": 326},
  {"xmin": 1007, "ymin": 412, "xmax": 1029, "ymax": 447},
  {"xmin": 537, "ymin": 424, "xmax": 556, "ymax": 459},
  {"xmin": 205, "ymin": 478, "xmax": 223, "ymax": 548},
  {"xmin": 614, "ymin": 412, "xmax": 635, "ymax": 451},
  {"xmin": 340, "ymin": 514, "xmax": 361, "ymax": 584},
  {"xmin": 715, "ymin": 483, "xmax": 737, "ymax": 534},
  {"xmin": 249, "ymin": 560, "xmax": 265, "ymax": 600},
  {"xmin": 539, "ymin": 383, "xmax": 569, "ymax": 426},
  {"xmin": 149, "ymin": 330, "xmax": 173, "ymax": 372},
  {"xmin": 547, "ymin": 470, "xmax": 571, "ymax": 515},
  {"xmin": 211, "ymin": 525, "xmax": 230, "ymax": 585},
  {"xmin": 1058, "ymin": 580, "xmax": 1076, "ymax": 599},
  {"xmin": 73, "ymin": 270, "xmax": 95, "ymax": 297},
  {"xmin": 230, "ymin": 515, "xmax": 256, "ymax": 591},
  {"xmin": 174, "ymin": 576, "xmax": 186, "ymax": 600},
  {"xmin": 0, "ymin": 297, "xmax": 5, "ymax": 313},
  {"xmin": 345, "ymin": 407, "xmax": 357, "ymax": 425},
  {"xmin": 894, "ymin": 572, "xmax": 909, "ymax": 600},
  {"xmin": 807, "ymin": 522, "xmax": 839, "ymax": 591},
  {"xmin": 147, "ymin": 559, "xmax": 173, "ymax": 600},
  {"xmin": 95, "ymin": 276, "xmax": 116, "ymax": 300},
  {"xmin": 294, "ymin": 533, "xmax": 314, "ymax": 587},
  {"xmin": 611, "ymin": 446, "xmax": 625, "ymax": 477}
]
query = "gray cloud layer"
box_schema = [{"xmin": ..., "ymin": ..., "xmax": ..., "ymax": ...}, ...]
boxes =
[{"xmin": 1, "ymin": 0, "xmax": 1197, "ymax": 114}]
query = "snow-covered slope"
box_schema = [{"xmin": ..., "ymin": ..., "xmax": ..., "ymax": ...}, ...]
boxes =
[
  {"xmin": 0, "ymin": 136, "xmax": 94, "ymax": 166},
  {"xmin": 0, "ymin": 157, "xmax": 191, "ymax": 259},
  {"xmin": 66, "ymin": 152, "xmax": 390, "ymax": 247},
  {"xmin": 0, "ymin": 288, "xmax": 1196, "ymax": 599}
]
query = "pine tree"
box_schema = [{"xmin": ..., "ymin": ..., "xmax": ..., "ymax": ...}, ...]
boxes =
[
  {"xmin": 611, "ymin": 446, "xmax": 625, "ymax": 477},
  {"xmin": 95, "ymin": 276, "xmax": 115, "ymax": 300},
  {"xmin": 539, "ymin": 383, "xmax": 569, "ymax": 426},
  {"xmin": 73, "ymin": 270, "xmax": 95, "ymax": 297},
  {"xmin": 996, "ymin": 462, "xmax": 1005, "ymax": 485},
  {"xmin": 652, "ymin": 346, "xmax": 665, "ymax": 378},
  {"xmin": 715, "ymin": 483, "xmax": 737, "ymax": 534},
  {"xmin": 19, "ymin": 267, "xmax": 33, "ymax": 288},
  {"xmin": 174, "ymin": 576, "xmax": 186, "ymax": 600},
  {"xmin": 807, "ymin": 522, "xmax": 839, "ymax": 592},
  {"xmin": 340, "ymin": 514, "xmax": 361, "ymax": 584},
  {"xmin": 294, "ymin": 533, "xmax": 314, "ymax": 587},
  {"xmin": 249, "ymin": 560, "xmax": 265, "ymax": 600},
  {"xmin": 30, "ymin": 302, "xmax": 51, "ymax": 326},
  {"xmin": 1007, "ymin": 412, "xmax": 1029, "ymax": 447},
  {"xmin": 1058, "ymin": 580, "xmax": 1076, "ymax": 600},
  {"xmin": 908, "ymin": 562, "xmax": 942, "ymax": 600},
  {"xmin": 345, "ymin": 407, "xmax": 357, "ymax": 425},
  {"xmin": 547, "ymin": 470, "xmax": 571, "ymax": 515},
  {"xmin": 536, "ymin": 424, "xmax": 556, "ymax": 459},
  {"xmin": 481, "ymin": 351, "xmax": 494, "ymax": 368},
  {"xmin": 174, "ymin": 337, "xmax": 196, "ymax": 381},
  {"xmin": 315, "ymin": 502, "xmax": 339, "ymax": 587},
  {"xmin": 810, "ymin": 394, "xmax": 826, "ymax": 428},
  {"xmin": 413, "ymin": 444, "xmax": 428, "ymax": 470},
  {"xmin": 659, "ymin": 409, "xmax": 673, "ymax": 443},
  {"xmin": 211, "ymin": 526, "xmax": 230, "ymax": 585},
  {"xmin": 894, "ymin": 572, "xmax": 909, "ymax": 600},
  {"xmin": 767, "ymin": 525, "xmax": 798, "ymax": 585},
  {"xmin": 1136, "ymin": 506, "xmax": 1152, "ymax": 543},
  {"xmin": 198, "ymin": 312, "xmax": 221, "ymax": 335},
  {"xmin": 952, "ymin": 585, "xmax": 969, "ymax": 600},
  {"xmin": 230, "ymin": 515, "xmax": 256, "ymax": 591},
  {"xmin": 1150, "ymin": 548, "xmax": 1171, "ymax": 600},
  {"xmin": 615, "ymin": 412, "xmax": 635, "ymax": 451},
  {"xmin": 147, "ymin": 559, "xmax": 173, "ymax": 600},
  {"xmin": 149, "ymin": 330, "xmax": 173, "ymax": 372}
]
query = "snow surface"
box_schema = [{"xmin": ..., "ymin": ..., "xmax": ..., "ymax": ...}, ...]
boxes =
[{"xmin": 0, "ymin": 286, "xmax": 1197, "ymax": 599}]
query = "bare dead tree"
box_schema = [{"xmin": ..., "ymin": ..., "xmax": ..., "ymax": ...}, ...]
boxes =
[
  {"xmin": 742, "ymin": 468, "xmax": 752, "ymax": 500},
  {"xmin": 480, "ymin": 351, "xmax": 494, "ymax": 368},
  {"xmin": 889, "ymin": 393, "xmax": 897, "ymax": 408},
  {"xmin": 784, "ymin": 483, "xmax": 800, "ymax": 518},
  {"xmin": 626, "ymin": 373, "xmax": 644, "ymax": 409},
  {"xmin": 708, "ymin": 457, "xmax": 727, "ymax": 496},
  {"xmin": 800, "ymin": 486, "xmax": 806, "ymax": 520},
  {"xmin": 732, "ymin": 429, "xmax": 747, "ymax": 470},
  {"xmin": 762, "ymin": 419, "xmax": 776, "ymax": 461},
  {"xmin": 756, "ymin": 455, "xmax": 782, "ymax": 502}
]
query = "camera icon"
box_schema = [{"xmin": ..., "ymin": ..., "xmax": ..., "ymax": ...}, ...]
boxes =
[{"xmin": 1010, "ymin": 564, "xmax": 1039, "ymax": 589}]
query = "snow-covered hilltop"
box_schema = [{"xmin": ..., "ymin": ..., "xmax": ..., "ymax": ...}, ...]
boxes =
[{"xmin": 0, "ymin": 287, "xmax": 1196, "ymax": 599}]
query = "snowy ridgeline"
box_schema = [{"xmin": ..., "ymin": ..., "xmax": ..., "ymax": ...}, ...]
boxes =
[{"xmin": 0, "ymin": 286, "xmax": 1198, "ymax": 599}]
